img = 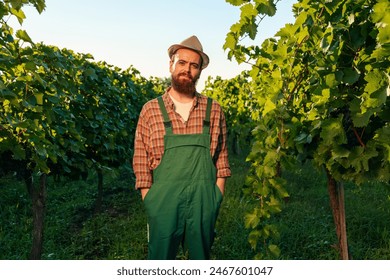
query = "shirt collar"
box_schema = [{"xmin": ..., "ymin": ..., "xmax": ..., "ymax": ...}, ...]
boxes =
[{"xmin": 164, "ymin": 87, "xmax": 200, "ymax": 109}]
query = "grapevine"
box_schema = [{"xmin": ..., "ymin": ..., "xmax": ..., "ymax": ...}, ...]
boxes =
[
  {"xmin": 0, "ymin": 0, "xmax": 160, "ymax": 258},
  {"xmin": 223, "ymin": 0, "xmax": 389, "ymax": 259}
]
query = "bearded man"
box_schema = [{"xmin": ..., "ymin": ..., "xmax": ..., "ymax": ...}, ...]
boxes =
[{"xmin": 133, "ymin": 35, "xmax": 231, "ymax": 260}]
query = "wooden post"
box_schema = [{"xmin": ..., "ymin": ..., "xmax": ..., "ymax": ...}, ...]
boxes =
[
  {"xmin": 326, "ymin": 169, "xmax": 349, "ymax": 260},
  {"xmin": 30, "ymin": 173, "xmax": 47, "ymax": 260},
  {"xmin": 338, "ymin": 182, "xmax": 349, "ymax": 260}
]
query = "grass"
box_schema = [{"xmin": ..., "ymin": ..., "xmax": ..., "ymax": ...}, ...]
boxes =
[
  {"xmin": 0, "ymin": 154, "xmax": 389, "ymax": 260},
  {"xmin": 278, "ymin": 162, "xmax": 390, "ymax": 260}
]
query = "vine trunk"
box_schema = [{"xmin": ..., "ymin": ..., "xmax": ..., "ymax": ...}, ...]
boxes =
[
  {"xmin": 326, "ymin": 169, "xmax": 349, "ymax": 260},
  {"xmin": 29, "ymin": 173, "xmax": 47, "ymax": 260}
]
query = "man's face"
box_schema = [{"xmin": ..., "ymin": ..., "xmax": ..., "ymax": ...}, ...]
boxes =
[{"xmin": 170, "ymin": 48, "xmax": 202, "ymax": 94}]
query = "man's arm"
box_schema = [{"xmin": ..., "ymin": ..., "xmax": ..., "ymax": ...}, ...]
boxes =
[
  {"xmin": 133, "ymin": 110, "xmax": 153, "ymax": 193},
  {"xmin": 216, "ymin": 177, "xmax": 226, "ymax": 195},
  {"xmin": 140, "ymin": 188, "xmax": 149, "ymax": 200},
  {"xmin": 214, "ymin": 102, "xmax": 231, "ymax": 195}
]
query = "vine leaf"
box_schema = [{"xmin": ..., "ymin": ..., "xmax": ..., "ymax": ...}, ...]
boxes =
[{"xmin": 15, "ymin": 30, "xmax": 34, "ymax": 45}]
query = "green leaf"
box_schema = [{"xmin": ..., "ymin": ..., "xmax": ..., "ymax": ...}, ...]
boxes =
[
  {"xmin": 320, "ymin": 26, "xmax": 334, "ymax": 53},
  {"xmin": 224, "ymin": 32, "xmax": 237, "ymax": 51},
  {"xmin": 350, "ymin": 97, "xmax": 371, "ymax": 127},
  {"xmin": 245, "ymin": 208, "xmax": 260, "ymax": 229},
  {"xmin": 312, "ymin": 88, "xmax": 330, "ymax": 107},
  {"xmin": 348, "ymin": 145, "xmax": 379, "ymax": 174},
  {"xmin": 0, "ymin": 80, "xmax": 5, "ymax": 90},
  {"xmin": 47, "ymin": 95, "xmax": 60, "ymax": 104},
  {"xmin": 342, "ymin": 68, "xmax": 360, "ymax": 85},
  {"xmin": 5, "ymin": 33, "xmax": 14, "ymax": 42},
  {"xmin": 2, "ymin": 89, "xmax": 18, "ymax": 99},
  {"xmin": 266, "ymin": 195, "xmax": 282, "ymax": 214},
  {"xmin": 10, "ymin": 7, "xmax": 26, "ymax": 24},
  {"xmin": 84, "ymin": 68, "xmax": 98, "ymax": 80},
  {"xmin": 373, "ymin": 125, "xmax": 390, "ymax": 146},
  {"xmin": 294, "ymin": 132, "xmax": 308, "ymax": 143},
  {"xmin": 364, "ymin": 70, "xmax": 386, "ymax": 95},
  {"xmin": 248, "ymin": 230, "xmax": 261, "ymax": 250},
  {"xmin": 358, "ymin": 70, "xmax": 388, "ymax": 117},
  {"xmin": 247, "ymin": 21, "xmax": 258, "ymax": 40},
  {"xmin": 325, "ymin": 73, "xmax": 339, "ymax": 88},
  {"xmin": 256, "ymin": 0, "xmax": 277, "ymax": 16},
  {"xmin": 34, "ymin": 92, "xmax": 43, "ymax": 105},
  {"xmin": 241, "ymin": 3, "xmax": 258, "ymax": 19},
  {"xmin": 320, "ymin": 117, "xmax": 347, "ymax": 145},
  {"xmin": 32, "ymin": 0, "xmax": 46, "ymax": 14},
  {"xmin": 225, "ymin": 0, "xmax": 247, "ymax": 6},
  {"xmin": 15, "ymin": 30, "xmax": 34, "ymax": 44},
  {"xmin": 371, "ymin": 0, "xmax": 390, "ymax": 24},
  {"xmin": 262, "ymin": 99, "xmax": 276, "ymax": 116},
  {"xmin": 268, "ymin": 244, "xmax": 280, "ymax": 258}
]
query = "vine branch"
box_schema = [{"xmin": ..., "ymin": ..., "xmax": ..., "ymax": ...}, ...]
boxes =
[{"xmin": 352, "ymin": 126, "xmax": 365, "ymax": 148}]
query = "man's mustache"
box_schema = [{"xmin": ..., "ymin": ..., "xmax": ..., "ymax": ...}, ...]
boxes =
[{"xmin": 178, "ymin": 72, "xmax": 194, "ymax": 80}]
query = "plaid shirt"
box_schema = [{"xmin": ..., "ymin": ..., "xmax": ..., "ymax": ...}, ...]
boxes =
[{"xmin": 133, "ymin": 90, "xmax": 231, "ymax": 189}]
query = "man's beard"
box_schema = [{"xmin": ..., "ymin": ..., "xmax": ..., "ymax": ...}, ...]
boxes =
[{"xmin": 171, "ymin": 72, "xmax": 199, "ymax": 95}]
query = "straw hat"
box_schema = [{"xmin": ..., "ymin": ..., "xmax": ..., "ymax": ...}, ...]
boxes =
[{"xmin": 168, "ymin": 35, "xmax": 209, "ymax": 69}]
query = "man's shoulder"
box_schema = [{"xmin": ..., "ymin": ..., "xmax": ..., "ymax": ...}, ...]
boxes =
[
  {"xmin": 139, "ymin": 97, "xmax": 162, "ymax": 120},
  {"xmin": 197, "ymin": 93, "xmax": 222, "ymax": 110},
  {"xmin": 142, "ymin": 96, "xmax": 161, "ymax": 109},
  {"xmin": 142, "ymin": 91, "xmax": 171, "ymax": 107},
  {"xmin": 197, "ymin": 93, "xmax": 214, "ymax": 103}
]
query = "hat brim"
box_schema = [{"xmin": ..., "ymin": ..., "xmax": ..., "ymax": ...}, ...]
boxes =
[{"xmin": 168, "ymin": 44, "xmax": 209, "ymax": 69}]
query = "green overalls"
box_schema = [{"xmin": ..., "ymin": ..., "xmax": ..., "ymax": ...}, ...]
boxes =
[{"xmin": 143, "ymin": 96, "xmax": 223, "ymax": 260}]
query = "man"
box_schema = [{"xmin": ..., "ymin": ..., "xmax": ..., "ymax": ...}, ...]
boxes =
[{"xmin": 133, "ymin": 35, "xmax": 231, "ymax": 260}]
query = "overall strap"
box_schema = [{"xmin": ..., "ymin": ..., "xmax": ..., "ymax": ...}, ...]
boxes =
[
  {"xmin": 203, "ymin": 97, "xmax": 212, "ymax": 134},
  {"xmin": 157, "ymin": 96, "xmax": 173, "ymax": 135}
]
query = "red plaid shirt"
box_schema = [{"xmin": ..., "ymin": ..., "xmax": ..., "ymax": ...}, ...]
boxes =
[{"xmin": 133, "ymin": 90, "xmax": 231, "ymax": 189}]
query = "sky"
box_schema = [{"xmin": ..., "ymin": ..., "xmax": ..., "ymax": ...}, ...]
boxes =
[{"xmin": 14, "ymin": 0, "xmax": 296, "ymax": 90}]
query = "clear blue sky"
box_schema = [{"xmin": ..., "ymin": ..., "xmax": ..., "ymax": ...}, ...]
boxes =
[{"xmin": 17, "ymin": 0, "xmax": 295, "ymax": 90}]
